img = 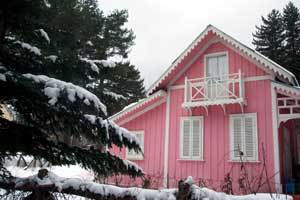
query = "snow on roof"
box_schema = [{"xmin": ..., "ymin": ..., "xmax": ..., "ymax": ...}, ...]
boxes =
[
  {"xmin": 147, "ymin": 24, "xmax": 298, "ymax": 95},
  {"xmin": 23, "ymin": 74, "xmax": 107, "ymax": 115},
  {"xmin": 109, "ymin": 90, "xmax": 167, "ymax": 122}
]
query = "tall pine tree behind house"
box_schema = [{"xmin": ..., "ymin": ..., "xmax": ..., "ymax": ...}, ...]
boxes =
[
  {"xmin": 253, "ymin": 9, "xmax": 285, "ymax": 66},
  {"xmin": 283, "ymin": 1, "xmax": 300, "ymax": 81}
]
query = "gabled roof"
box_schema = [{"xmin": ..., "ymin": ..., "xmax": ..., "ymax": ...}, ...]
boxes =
[
  {"xmin": 147, "ymin": 24, "xmax": 298, "ymax": 95},
  {"xmin": 109, "ymin": 90, "xmax": 167, "ymax": 122}
]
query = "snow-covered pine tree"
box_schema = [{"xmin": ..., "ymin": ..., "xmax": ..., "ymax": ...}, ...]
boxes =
[
  {"xmin": 0, "ymin": 0, "xmax": 144, "ymax": 190},
  {"xmin": 252, "ymin": 9, "xmax": 285, "ymax": 66},
  {"xmin": 283, "ymin": 1, "xmax": 300, "ymax": 81},
  {"xmin": 42, "ymin": 0, "xmax": 146, "ymax": 116}
]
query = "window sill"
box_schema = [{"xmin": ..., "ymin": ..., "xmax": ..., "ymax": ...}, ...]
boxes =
[
  {"xmin": 177, "ymin": 159, "xmax": 205, "ymax": 162},
  {"xmin": 126, "ymin": 157, "xmax": 144, "ymax": 161},
  {"xmin": 228, "ymin": 160, "xmax": 261, "ymax": 164}
]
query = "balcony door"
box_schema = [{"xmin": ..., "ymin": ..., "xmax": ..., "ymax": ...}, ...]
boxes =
[{"xmin": 205, "ymin": 53, "xmax": 228, "ymax": 100}]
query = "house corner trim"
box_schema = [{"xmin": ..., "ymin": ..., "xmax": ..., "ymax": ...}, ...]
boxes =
[
  {"xmin": 271, "ymin": 82, "xmax": 281, "ymax": 192},
  {"xmin": 163, "ymin": 88, "xmax": 171, "ymax": 187}
]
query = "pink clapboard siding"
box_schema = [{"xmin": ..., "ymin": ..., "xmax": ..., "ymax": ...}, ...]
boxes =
[
  {"xmin": 166, "ymin": 42, "xmax": 275, "ymax": 190},
  {"xmin": 110, "ymin": 38, "xmax": 277, "ymax": 192},
  {"xmin": 110, "ymin": 102, "xmax": 166, "ymax": 188},
  {"xmin": 167, "ymin": 81, "xmax": 274, "ymax": 190}
]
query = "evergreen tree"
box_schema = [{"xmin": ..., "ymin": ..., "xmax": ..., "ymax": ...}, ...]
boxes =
[
  {"xmin": 253, "ymin": 9, "xmax": 285, "ymax": 65},
  {"xmin": 0, "ymin": 0, "xmax": 143, "ymax": 189},
  {"xmin": 283, "ymin": 1, "xmax": 300, "ymax": 80}
]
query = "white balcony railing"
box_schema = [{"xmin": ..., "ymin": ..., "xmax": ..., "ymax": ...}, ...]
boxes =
[{"xmin": 182, "ymin": 69, "xmax": 245, "ymax": 109}]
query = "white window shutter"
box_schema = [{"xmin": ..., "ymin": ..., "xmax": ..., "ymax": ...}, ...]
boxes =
[
  {"xmin": 192, "ymin": 119, "xmax": 202, "ymax": 159},
  {"xmin": 232, "ymin": 117, "xmax": 243, "ymax": 159},
  {"xmin": 182, "ymin": 119, "xmax": 191, "ymax": 158},
  {"xmin": 230, "ymin": 114, "xmax": 258, "ymax": 161},
  {"xmin": 244, "ymin": 116, "xmax": 257, "ymax": 161},
  {"xmin": 180, "ymin": 117, "xmax": 203, "ymax": 160}
]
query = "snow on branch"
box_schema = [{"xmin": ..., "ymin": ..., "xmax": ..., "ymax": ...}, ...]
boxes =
[
  {"xmin": 37, "ymin": 29, "xmax": 50, "ymax": 44},
  {"xmin": 43, "ymin": 0, "xmax": 51, "ymax": 8},
  {"xmin": 45, "ymin": 55, "xmax": 58, "ymax": 63},
  {"xmin": 23, "ymin": 74, "xmax": 107, "ymax": 115},
  {"xmin": 104, "ymin": 90, "xmax": 127, "ymax": 100},
  {"xmin": 79, "ymin": 57, "xmax": 116, "ymax": 73},
  {"xmin": 0, "ymin": 171, "xmax": 291, "ymax": 200},
  {"xmin": 80, "ymin": 57, "xmax": 99, "ymax": 73},
  {"xmin": 0, "ymin": 169, "xmax": 175, "ymax": 200},
  {"xmin": 84, "ymin": 115, "xmax": 141, "ymax": 149},
  {"xmin": 14, "ymin": 41, "xmax": 41, "ymax": 56}
]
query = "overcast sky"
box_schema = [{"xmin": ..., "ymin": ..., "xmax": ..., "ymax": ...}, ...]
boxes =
[{"xmin": 99, "ymin": 0, "xmax": 300, "ymax": 89}]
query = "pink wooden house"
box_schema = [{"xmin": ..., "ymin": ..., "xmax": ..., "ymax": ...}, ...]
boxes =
[{"xmin": 109, "ymin": 25, "xmax": 300, "ymax": 193}]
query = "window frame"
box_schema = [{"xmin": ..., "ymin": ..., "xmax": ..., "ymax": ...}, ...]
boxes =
[
  {"xmin": 229, "ymin": 113, "xmax": 258, "ymax": 162},
  {"xmin": 126, "ymin": 130, "xmax": 144, "ymax": 160},
  {"xmin": 180, "ymin": 116, "xmax": 204, "ymax": 160}
]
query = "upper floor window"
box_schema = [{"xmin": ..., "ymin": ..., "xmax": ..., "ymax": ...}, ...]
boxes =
[
  {"xmin": 180, "ymin": 116, "xmax": 203, "ymax": 160},
  {"xmin": 205, "ymin": 52, "xmax": 228, "ymax": 80},
  {"xmin": 205, "ymin": 52, "xmax": 229, "ymax": 99},
  {"xmin": 126, "ymin": 131, "xmax": 144, "ymax": 160},
  {"xmin": 230, "ymin": 113, "xmax": 258, "ymax": 161}
]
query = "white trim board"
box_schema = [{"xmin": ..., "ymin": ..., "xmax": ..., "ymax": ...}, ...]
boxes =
[
  {"xmin": 271, "ymin": 82, "xmax": 282, "ymax": 192},
  {"xmin": 117, "ymin": 98, "xmax": 166, "ymax": 126},
  {"xmin": 163, "ymin": 88, "xmax": 171, "ymax": 187},
  {"xmin": 109, "ymin": 90, "xmax": 167, "ymax": 122}
]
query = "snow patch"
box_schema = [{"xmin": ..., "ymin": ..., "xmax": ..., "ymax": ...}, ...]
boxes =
[
  {"xmin": 0, "ymin": 73, "xmax": 6, "ymax": 81},
  {"xmin": 122, "ymin": 160, "xmax": 142, "ymax": 173},
  {"xmin": 86, "ymin": 41, "xmax": 94, "ymax": 46},
  {"xmin": 46, "ymin": 55, "xmax": 58, "ymax": 63},
  {"xmin": 38, "ymin": 29, "xmax": 50, "ymax": 44},
  {"xmin": 44, "ymin": 0, "xmax": 51, "ymax": 8},
  {"xmin": 184, "ymin": 176, "xmax": 193, "ymax": 185},
  {"xmin": 7, "ymin": 165, "xmax": 94, "ymax": 181},
  {"xmin": 80, "ymin": 56, "xmax": 116, "ymax": 73},
  {"xmin": 23, "ymin": 74, "xmax": 107, "ymax": 115},
  {"xmin": 83, "ymin": 114, "xmax": 141, "ymax": 148},
  {"xmin": 15, "ymin": 41, "xmax": 41, "ymax": 56},
  {"xmin": 80, "ymin": 57, "xmax": 99, "ymax": 73}
]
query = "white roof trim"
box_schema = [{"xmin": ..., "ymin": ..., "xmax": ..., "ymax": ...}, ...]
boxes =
[
  {"xmin": 109, "ymin": 90, "xmax": 167, "ymax": 122},
  {"xmin": 147, "ymin": 24, "xmax": 298, "ymax": 95},
  {"xmin": 273, "ymin": 81, "xmax": 300, "ymax": 97}
]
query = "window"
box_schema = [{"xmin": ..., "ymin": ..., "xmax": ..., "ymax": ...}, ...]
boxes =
[
  {"xmin": 126, "ymin": 131, "xmax": 144, "ymax": 160},
  {"xmin": 205, "ymin": 52, "xmax": 228, "ymax": 99},
  {"xmin": 180, "ymin": 117, "xmax": 203, "ymax": 160},
  {"xmin": 205, "ymin": 52, "xmax": 228, "ymax": 79},
  {"xmin": 230, "ymin": 113, "xmax": 258, "ymax": 161}
]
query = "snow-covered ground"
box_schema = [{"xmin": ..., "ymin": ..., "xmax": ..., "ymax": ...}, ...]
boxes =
[{"xmin": 2, "ymin": 166, "xmax": 293, "ymax": 200}]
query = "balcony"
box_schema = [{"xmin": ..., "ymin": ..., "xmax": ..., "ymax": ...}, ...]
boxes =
[{"xmin": 182, "ymin": 70, "xmax": 245, "ymax": 112}]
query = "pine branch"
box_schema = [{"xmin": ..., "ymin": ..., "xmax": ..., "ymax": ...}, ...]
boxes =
[{"xmin": 0, "ymin": 117, "xmax": 143, "ymax": 177}]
